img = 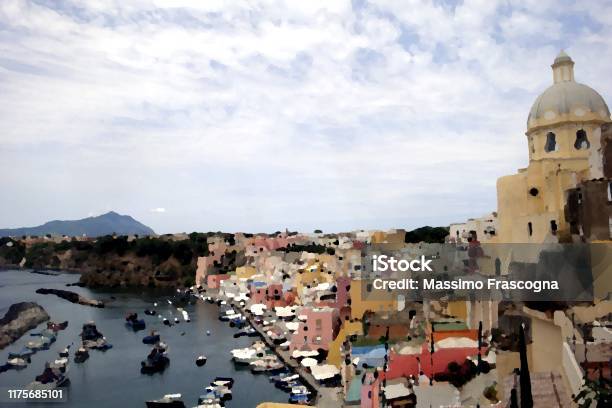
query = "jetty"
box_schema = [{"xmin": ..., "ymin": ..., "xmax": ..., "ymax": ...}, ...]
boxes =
[{"xmin": 223, "ymin": 297, "xmax": 342, "ymax": 407}]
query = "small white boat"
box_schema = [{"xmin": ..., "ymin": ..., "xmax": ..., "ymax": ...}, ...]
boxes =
[
  {"xmin": 145, "ymin": 393, "xmax": 185, "ymax": 408},
  {"xmin": 7, "ymin": 358, "xmax": 28, "ymax": 368},
  {"xmin": 291, "ymin": 386, "xmax": 311, "ymax": 395}
]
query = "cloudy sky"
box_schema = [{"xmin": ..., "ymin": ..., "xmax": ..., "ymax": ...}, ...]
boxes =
[{"xmin": 1, "ymin": 0, "xmax": 611, "ymax": 234}]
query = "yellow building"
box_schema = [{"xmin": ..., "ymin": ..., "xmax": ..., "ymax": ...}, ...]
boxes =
[
  {"xmin": 235, "ymin": 265, "xmax": 257, "ymax": 280},
  {"xmin": 496, "ymin": 52, "xmax": 610, "ymax": 243},
  {"xmin": 349, "ymin": 279, "xmax": 397, "ymax": 320}
]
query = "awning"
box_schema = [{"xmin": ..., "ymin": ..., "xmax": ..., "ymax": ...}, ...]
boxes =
[
  {"xmin": 291, "ymin": 349, "xmax": 319, "ymax": 359},
  {"xmin": 310, "ymin": 364, "xmax": 340, "ymax": 380},
  {"xmin": 300, "ymin": 357, "xmax": 318, "ymax": 367}
]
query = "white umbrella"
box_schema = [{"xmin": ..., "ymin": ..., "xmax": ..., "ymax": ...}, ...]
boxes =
[
  {"xmin": 291, "ymin": 349, "xmax": 319, "ymax": 359},
  {"xmin": 301, "ymin": 357, "xmax": 318, "ymax": 367}
]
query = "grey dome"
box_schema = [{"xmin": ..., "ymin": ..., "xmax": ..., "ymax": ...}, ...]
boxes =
[{"xmin": 528, "ymin": 81, "xmax": 610, "ymax": 123}]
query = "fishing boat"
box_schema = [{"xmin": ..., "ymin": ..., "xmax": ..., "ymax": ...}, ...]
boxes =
[
  {"xmin": 145, "ymin": 393, "xmax": 186, "ymax": 408},
  {"xmin": 272, "ymin": 373, "xmax": 299, "ymax": 386},
  {"xmin": 195, "ymin": 355, "xmax": 207, "ymax": 367},
  {"xmin": 49, "ymin": 358, "xmax": 68, "ymax": 373},
  {"xmin": 250, "ymin": 355, "xmax": 284, "ymax": 374},
  {"xmin": 27, "ymin": 362, "xmax": 70, "ymax": 390},
  {"xmin": 230, "ymin": 348, "xmax": 260, "ymax": 366},
  {"xmin": 7, "ymin": 358, "xmax": 29, "ymax": 369},
  {"xmin": 195, "ymin": 396, "xmax": 223, "ymax": 408},
  {"xmin": 125, "ymin": 312, "xmax": 146, "ymax": 330},
  {"xmin": 81, "ymin": 322, "xmax": 108, "ymax": 345},
  {"xmin": 74, "ymin": 347, "xmax": 89, "ymax": 363},
  {"xmin": 181, "ymin": 310, "xmax": 190, "ymax": 322},
  {"xmin": 59, "ymin": 346, "xmax": 70, "ymax": 358},
  {"xmin": 47, "ymin": 321, "xmax": 69, "ymax": 331},
  {"xmin": 202, "ymin": 377, "xmax": 234, "ymax": 402},
  {"xmin": 211, "ymin": 377, "xmax": 234, "ymax": 388},
  {"xmin": 141, "ymin": 343, "xmax": 169, "ymax": 374},
  {"xmin": 8, "ymin": 347, "xmax": 34, "ymax": 359},
  {"xmin": 143, "ymin": 331, "xmax": 160, "ymax": 345}
]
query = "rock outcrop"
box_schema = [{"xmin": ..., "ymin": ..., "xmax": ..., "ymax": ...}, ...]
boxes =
[
  {"xmin": 35, "ymin": 288, "xmax": 104, "ymax": 308},
  {"xmin": 0, "ymin": 302, "xmax": 50, "ymax": 349}
]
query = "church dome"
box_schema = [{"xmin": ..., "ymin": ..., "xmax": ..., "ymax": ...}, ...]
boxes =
[{"xmin": 527, "ymin": 52, "xmax": 610, "ymax": 132}]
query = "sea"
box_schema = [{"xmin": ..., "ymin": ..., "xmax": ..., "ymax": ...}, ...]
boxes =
[{"xmin": 0, "ymin": 269, "xmax": 289, "ymax": 408}]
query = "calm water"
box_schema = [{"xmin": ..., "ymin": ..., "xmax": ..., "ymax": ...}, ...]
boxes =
[{"xmin": 0, "ymin": 270, "xmax": 288, "ymax": 408}]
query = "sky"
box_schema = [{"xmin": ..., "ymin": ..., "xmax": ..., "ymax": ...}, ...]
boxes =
[{"xmin": 1, "ymin": 0, "xmax": 611, "ymax": 234}]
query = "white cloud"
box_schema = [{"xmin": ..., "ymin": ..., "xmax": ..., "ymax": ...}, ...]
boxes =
[
  {"xmin": 150, "ymin": 208, "xmax": 167, "ymax": 213},
  {"xmin": 0, "ymin": 0, "xmax": 609, "ymax": 233}
]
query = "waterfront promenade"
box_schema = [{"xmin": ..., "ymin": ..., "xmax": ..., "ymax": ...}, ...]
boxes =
[{"xmin": 225, "ymin": 297, "xmax": 344, "ymax": 407}]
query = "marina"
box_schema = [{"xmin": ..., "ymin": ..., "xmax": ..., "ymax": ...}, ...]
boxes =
[{"xmin": 0, "ymin": 270, "xmax": 290, "ymax": 407}]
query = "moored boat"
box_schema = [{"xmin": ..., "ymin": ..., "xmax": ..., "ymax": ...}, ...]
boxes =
[
  {"xmin": 7, "ymin": 357, "xmax": 29, "ymax": 369},
  {"xmin": 141, "ymin": 342, "xmax": 169, "ymax": 374},
  {"xmin": 59, "ymin": 346, "xmax": 70, "ymax": 358},
  {"xmin": 195, "ymin": 355, "xmax": 207, "ymax": 367},
  {"xmin": 143, "ymin": 331, "xmax": 161, "ymax": 345},
  {"xmin": 125, "ymin": 312, "xmax": 146, "ymax": 330},
  {"xmin": 145, "ymin": 393, "xmax": 185, "ymax": 408},
  {"xmin": 74, "ymin": 347, "xmax": 89, "ymax": 363}
]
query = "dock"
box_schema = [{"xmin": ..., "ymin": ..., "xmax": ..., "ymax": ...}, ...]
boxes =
[{"xmin": 225, "ymin": 298, "xmax": 343, "ymax": 407}]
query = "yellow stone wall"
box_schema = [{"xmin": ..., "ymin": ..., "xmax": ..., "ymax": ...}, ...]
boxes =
[
  {"xmin": 327, "ymin": 320, "xmax": 363, "ymax": 367},
  {"xmin": 349, "ymin": 279, "xmax": 397, "ymax": 320}
]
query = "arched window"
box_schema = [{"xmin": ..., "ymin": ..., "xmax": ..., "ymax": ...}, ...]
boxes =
[
  {"xmin": 574, "ymin": 129, "xmax": 590, "ymax": 149},
  {"xmin": 527, "ymin": 222, "xmax": 533, "ymax": 236},
  {"xmin": 544, "ymin": 132, "xmax": 557, "ymax": 152}
]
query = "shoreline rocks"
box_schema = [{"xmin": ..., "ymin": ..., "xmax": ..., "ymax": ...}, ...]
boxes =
[
  {"xmin": 0, "ymin": 302, "xmax": 50, "ymax": 349},
  {"xmin": 35, "ymin": 288, "xmax": 104, "ymax": 308}
]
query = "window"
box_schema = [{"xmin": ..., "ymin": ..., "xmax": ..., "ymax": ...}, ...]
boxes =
[
  {"xmin": 529, "ymin": 187, "xmax": 539, "ymax": 197},
  {"xmin": 608, "ymin": 182, "xmax": 611, "ymax": 202},
  {"xmin": 550, "ymin": 220, "xmax": 558, "ymax": 235},
  {"xmin": 315, "ymin": 319, "xmax": 322, "ymax": 330},
  {"xmin": 528, "ymin": 222, "xmax": 533, "ymax": 236},
  {"xmin": 545, "ymin": 132, "xmax": 557, "ymax": 152},
  {"xmin": 574, "ymin": 129, "xmax": 590, "ymax": 150}
]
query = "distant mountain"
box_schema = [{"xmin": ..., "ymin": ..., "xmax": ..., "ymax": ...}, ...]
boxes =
[{"xmin": 0, "ymin": 212, "xmax": 155, "ymax": 238}]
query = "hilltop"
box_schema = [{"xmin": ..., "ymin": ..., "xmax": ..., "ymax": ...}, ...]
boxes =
[{"xmin": 0, "ymin": 211, "xmax": 155, "ymax": 238}]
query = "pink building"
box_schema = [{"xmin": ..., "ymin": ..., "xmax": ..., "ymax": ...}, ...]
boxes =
[
  {"xmin": 290, "ymin": 307, "xmax": 340, "ymax": 352},
  {"xmin": 360, "ymin": 372, "xmax": 381, "ymax": 408},
  {"xmin": 249, "ymin": 285, "xmax": 266, "ymax": 304},
  {"xmin": 207, "ymin": 274, "xmax": 230, "ymax": 289},
  {"xmin": 249, "ymin": 282, "xmax": 291, "ymax": 308}
]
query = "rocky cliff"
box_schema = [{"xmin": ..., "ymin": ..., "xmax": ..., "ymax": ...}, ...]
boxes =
[{"xmin": 0, "ymin": 302, "xmax": 50, "ymax": 349}]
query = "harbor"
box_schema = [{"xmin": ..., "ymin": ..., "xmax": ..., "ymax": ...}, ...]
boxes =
[
  {"xmin": 209, "ymin": 290, "xmax": 343, "ymax": 407},
  {"xmin": 0, "ymin": 269, "xmax": 290, "ymax": 407}
]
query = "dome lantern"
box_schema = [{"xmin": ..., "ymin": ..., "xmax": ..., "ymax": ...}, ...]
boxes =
[
  {"xmin": 551, "ymin": 50, "xmax": 574, "ymax": 83},
  {"xmin": 527, "ymin": 52, "xmax": 610, "ymax": 133}
]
